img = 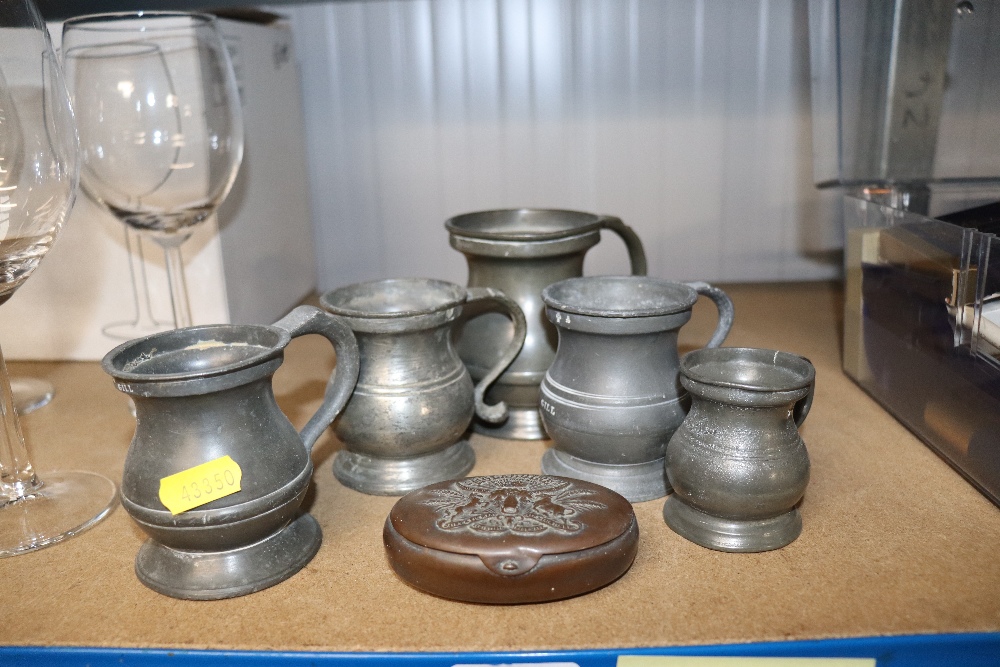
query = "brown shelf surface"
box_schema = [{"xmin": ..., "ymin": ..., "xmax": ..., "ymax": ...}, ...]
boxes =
[{"xmin": 2, "ymin": 282, "xmax": 999, "ymax": 652}]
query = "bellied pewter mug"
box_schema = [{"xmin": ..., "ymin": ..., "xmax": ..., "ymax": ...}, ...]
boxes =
[
  {"xmin": 663, "ymin": 347, "xmax": 814, "ymax": 552},
  {"xmin": 446, "ymin": 208, "xmax": 647, "ymax": 441},
  {"xmin": 102, "ymin": 306, "xmax": 361, "ymax": 600},
  {"xmin": 320, "ymin": 278, "xmax": 526, "ymax": 496},
  {"xmin": 539, "ymin": 275, "xmax": 734, "ymax": 502}
]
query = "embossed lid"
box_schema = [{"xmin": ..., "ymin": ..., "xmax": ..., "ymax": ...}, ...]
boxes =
[{"xmin": 384, "ymin": 474, "xmax": 639, "ymax": 604}]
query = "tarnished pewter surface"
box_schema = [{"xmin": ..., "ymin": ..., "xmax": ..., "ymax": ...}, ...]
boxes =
[
  {"xmin": 321, "ymin": 278, "xmax": 525, "ymax": 494},
  {"xmin": 539, "ymin": 275, "xmax": 734, "ymax": 501},
  {"xmin": 541, "ymin": 449, "xmax": 669, "ymax": 503},
  {"xmin": 332, "ymin": 440, "xmax": 476, "ymax": 497},
  {"xmin": 101, "ymin": 305, "xmax": 360, "ymax": 600},
  {"xmin": 447, "ymin": 208, "xmax": 647, "ymax": 440},
  {"xmin": 12, "ymin": 283, "xmax": 1000, "ymax": 651},
  {"xmin": 385, "ymin": 474, "xmax": 638, "ymax": 603},
  {"xmin": 135, "ymin": 512, "xmax": 323, "ymax": 601},
  {"xmin": 664, "ymin": 347, "xmax": 814, "ymax": 552}
]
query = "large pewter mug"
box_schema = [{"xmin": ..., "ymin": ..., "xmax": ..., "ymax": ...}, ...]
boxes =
[
  {"xmin": 539, "ymin": 276, "xmax": 734, "ymax": 502},
  {"xmin": 320, "ymin": 278, "xmax": 527, "ymax": 496},
  {"xmin": 102, "ymin": 306, "xmax": 361, "ymax": 600},
  {"xmin": 446, "ymin": 208, "xmax": 647, "ymax": 441},
  {"xmin": 663, "ymin": 347, "xmax": 814, "ymax": 552}
]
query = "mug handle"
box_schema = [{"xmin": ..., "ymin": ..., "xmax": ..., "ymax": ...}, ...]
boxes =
[
  {"xmin": 464, "ymin": 287, "xmax": 527, "ymax": 423},
  {"xmin": 683, "ymin": 281, "xmax": 735, "ymax": 349},
  {"xmin": 793, "ymin": 356, "xmax": 815, "ymax": 427},
  {"xmin": 598, "ymin": 216, "xmax": 648, "ymax": 276},
  {"xmin": 273, "ymin": 305, "xmax": 361, "ymax": 453}
]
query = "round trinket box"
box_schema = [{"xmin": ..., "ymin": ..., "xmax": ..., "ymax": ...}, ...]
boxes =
[{"xmin": 383, "ymin": 474, "xmax": 639, "ymax": 604}]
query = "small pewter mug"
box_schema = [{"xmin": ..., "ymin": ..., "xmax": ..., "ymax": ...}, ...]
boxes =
[
  {"xmin": 663, "ymin": 347, "xmax": 814, "ymax": 552},
  {"xmin": 539, "ymin": 276, "xmax": 734, "ymax": 502},
  {"xmin": 102, "ymin": 306, "xmax": 360, "ymax": 600},
  {"xmin": 320, "ymin": 278, "xmax": 526, "ymax": 495},
  {"xmin": 446, "ymin": 208, "xmax": 647, "ymax": 441}
]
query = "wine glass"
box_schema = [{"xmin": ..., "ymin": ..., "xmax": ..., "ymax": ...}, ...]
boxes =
[
  {"xmin": 0, "ymin": 0, "xmax": 117, "ymax": 556},
  {"xmin": 62, "ymin": 11, "xmax": 244, "ymax": 330}
]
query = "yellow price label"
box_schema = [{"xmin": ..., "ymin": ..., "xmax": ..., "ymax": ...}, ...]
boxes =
[
  {"xmin": 618, "ymin": 658, "xmax": 875, "ymax": 667},
  {"xmin": 158, "ymin": 455, "xmax": 243, "ymax": 515}
]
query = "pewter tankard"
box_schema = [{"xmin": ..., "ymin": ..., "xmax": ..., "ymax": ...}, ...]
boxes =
[
  {"xmin": 103, "ymin": 306, "xmax": 360, "ymax": 600},
  {"xmin": 539, "ymin": 275, "xmax": 734, "ymax": 502},
  {"xmin": 447, "ymin": 208, "xmax": 647, "ymax": 441},
  {"xmin": 320, "ymin": 278, "xmax": 526, "ymax": 495},
  {"xmin": 663, "ymin": 347, "xmax": 814, "ymax": 552}
]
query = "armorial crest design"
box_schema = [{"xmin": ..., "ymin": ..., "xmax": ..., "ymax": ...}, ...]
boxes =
[{"xmin": 422, "ymin": 474, "xmax": 606, "ymax": 535}]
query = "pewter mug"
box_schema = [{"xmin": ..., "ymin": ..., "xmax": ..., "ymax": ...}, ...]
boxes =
[
  {"xmin": 102, "ymin": 306, "xmax": 361, "ymax": 600},
  {"xmin": 663, "ymin": 347, "xmax": 814, "ymax": 552},
  {"xmin": 447, "ymin": 208, "xmax": 647, "ymax": 441},
  {"xmin": 320, "ymin": 278, "xmax": 526, "ymax": 495},
  {"xmin": 539, "ymin": 275, "xmax": 734, "ymax": 502}
]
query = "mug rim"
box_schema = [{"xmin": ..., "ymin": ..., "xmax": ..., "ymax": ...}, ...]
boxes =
[
  {"xmin": 445, "ymin": 208, "xmax": 603, "ymax": 242},
  {"xmin": 680, "ymin": 347, "xmax": 815, "ymax": 392},
  {"xmin": 101, "ymin": 322, "xmax": 287, "ymax": 383},
  {"xmin": 319, "ymin": 277, "xmax": 467, "ymax": 320},
  {"xmin": 542, "ymin": 275, "xmax": 698, "ymax": 318}
]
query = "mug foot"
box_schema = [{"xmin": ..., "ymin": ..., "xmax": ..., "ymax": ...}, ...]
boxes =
[
  {"xmin": 662, "ymin": 495, "xmax": 801, "ymax": 552},
  {"xmin": 135, "ymin": 512, "xmax": 322, "ymax": 600},
  {"xmin": 472, "ymin": 407, "xmax": 547, "ymax": 441},
  {"xmin": 333, "ymin": 440, "xmax": 475, "ymax": 496},
  {"xmin": 541, "ymin": 448, "xmax": 669, "ymax": 502}
]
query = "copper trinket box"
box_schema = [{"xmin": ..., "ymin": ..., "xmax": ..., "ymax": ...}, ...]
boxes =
[{"xmin": 383, "ymin": 474, "xmax": 638, "ymax": 604}]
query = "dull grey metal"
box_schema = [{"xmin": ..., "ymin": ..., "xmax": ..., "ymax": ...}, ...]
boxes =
[
  {"xmin": 663, "ymin": 347, "xmax": 814, "ymax": 552},
  {"xmin": 446, "ymin": 208, "xmax": 647, "ymax": 441},
  {"xmin": 538, "ymin": 275, "xmax": 734, "ymax": 502},
  {"xmin": 320, "ymin": 278, "xmax": 526, "ymax": 495},
  {"xmin": 102, "ymin": 305, "xmax": 361, "ymax": 600}
]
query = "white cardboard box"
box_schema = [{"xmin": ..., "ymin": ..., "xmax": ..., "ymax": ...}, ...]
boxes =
[{"xmin": 0, "ymin": 13, "xmax": 316, "ymax": 360}]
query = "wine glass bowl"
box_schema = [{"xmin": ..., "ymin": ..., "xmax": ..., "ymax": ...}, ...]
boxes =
[
  {"xmin": 0, "ymin": 50, "xmax": 74, "ymax": 304},
  {"xmin": 62, "ymin": 12, "xmax": 244, "ymax": 328}
]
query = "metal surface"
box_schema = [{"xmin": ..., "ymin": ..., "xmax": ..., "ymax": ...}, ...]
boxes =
[
  {"xmin": 101, "ymin": 305, "xmax": 360, "ymax": 600},
  {"xmin": 383, "ymin": 474, "xmax": 638, "ymax": 604},
  {"xmin": 447, "ymin": 209, "xmax": 646, "ymax": 440},
  {"xmin": 663, "ymin": 347, "xmax": 814, "ymax": 552},
  {"xmin": 539, "ymin": 276, "xmax": 733, "ymax": 502},
  {"xmin": 294, "ymin": 0, "xmax": 841, "ymax": 291},
  {"xmin": 135, "ymin": 512, "xmax": 322, "ymax": 601},
  {"xmin": 320, "ymin": 278, "xmax": 526, "ymax": 495},
  {"xmin": 8, "ymin": 633, "xmax": 1000, "ymax": 665},
  {"xmin": 856, "ymin": 0, "xmax": 954, "ymax": 186},
  {"xmin": 810, "ymin": 0, "xmax": 958, "ymax": 196}
]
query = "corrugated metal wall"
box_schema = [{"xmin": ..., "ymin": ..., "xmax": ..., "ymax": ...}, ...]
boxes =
[{"xmin": 285, "ymin": 0, "xmax": 841, "ymax": 291}]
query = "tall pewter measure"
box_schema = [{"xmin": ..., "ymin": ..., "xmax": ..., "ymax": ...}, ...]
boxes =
[
  {"xmin": 539, "ymin": 276, "xmax": 733, "ymax": 502},
  {"xmin": 103, "ymin": 306, "xmax": 360, "ymax": 600},
  {"xmin": 320, "ymin": 278, "xmax": 526, "ymax": 495},
  {"xmin": 446, "ymin": 208, "xmax": 647, "ymax": 440}
]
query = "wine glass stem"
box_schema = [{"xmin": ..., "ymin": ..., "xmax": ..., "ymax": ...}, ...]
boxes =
[
  {"xmin": 160, "ymin": 242, "xmax": 192, "ymax": 329},
  {"xmin": 124, "ymin": 226, "xmax": 166, "ymax": 329},
  {"xmin": 0, "ymin": 341, "xmax": 41, "ymax": 504}
]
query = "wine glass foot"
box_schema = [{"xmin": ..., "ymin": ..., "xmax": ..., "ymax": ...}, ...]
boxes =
[
  {"xmin": 0, "ymin": 471, "xmax": 118, "ymax": 557},
  {"xmin": 10, "ymin": 377, "xmax": 54, "ymax": 415}
]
